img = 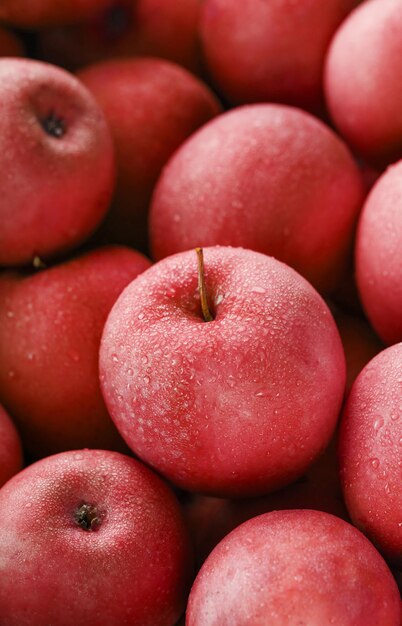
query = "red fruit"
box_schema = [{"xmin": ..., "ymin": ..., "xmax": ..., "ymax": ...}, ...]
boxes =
[
  {"xmin": 186, "ymin": 510, "xmax": 401, "ymax": 625},
  {"xmin": 78, "ymin": 57, "xmax": 221, "ymax": 250},
  {"xmin": 0, "ymin": 246, "xmax": 151, "ymax": 459},
  {"xmin": 356, "ymin": 160, "xmax": 402, "ymax": 345},
  {"xmin": 339, "ymin": 343, "xmax": 402, "ymax": 566},
  {"xmin": 150, "ymin": 104, "xmax": 364, "ymax": 293},
  {"xmin": 325, "ymin": 0, "xmax": 402, "ymax": 167},
  {"xmin": 0, "ymin": 405, "xmax": 23, "ymax": 488},
  {"xmin": 100, "ymin": 247, "xmax": 345, "ymax": 497},
  {"xmin": 0, "ymin": 449, "xmax": 192, "ymax": 626},
  {"xmin": 0, "ymin": 0, "xmax": 113, "ymax": 28},
  {"xmin": 0, "ymin": 58, "xmax": 115, "ymax": 268},
  {"xmin": 200, "ymin": 0, "xmax": 359, "ymax": 111},
  {"xmin": 39, "ymin": 0, "xmax": 203, "ymax": 73},
  {"xmin": 0, "ymin": 27, "xmax": 24, "ymax": 56}
]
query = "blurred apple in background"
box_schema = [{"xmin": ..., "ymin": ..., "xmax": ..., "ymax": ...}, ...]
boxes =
[
  {"xmin": 0, "ymin": 0, "xmax": 113, "ymax": 28},
  {"xmin": 0, "ymin": 26, "xmax": 24, "ymax": 56},
  {"xmin": 0, "ymin": 405, "xmax": 23, "ymax": 488},
  {"xmin": 0, "ymin": 246, "xmax": 151, "ymax": 459}
]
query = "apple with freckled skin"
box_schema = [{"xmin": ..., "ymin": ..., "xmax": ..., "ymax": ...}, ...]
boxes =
[
  {"xmin": 149, "ymin": 104, "xmax": 364, "ymax": 294},
  {"xmin": 0, "ymin": 27, "xmax": 24, "ymax": 57},
  {"xmin": 186, "ymin": 509, "xmax": 401, "ymax": 626},
  {"xmin": 100, "ymin": 246, "xmax": 346, "ymax": 497},
  {"xmin": 339, "ymin": 342, "xmax": 402, "ymax": 567},
  {"xmin": 78, "ymin": 57, "xmax": 221, "ymax": 251},
  {"xmin": 0, "ymin": 449, "xmax": 192, "ymax": 626},
  {"xmin": 0, "ymin": 58, "xmax": 115, "ymax": 268},
  {"xmin": 356, "ymin": 160, "xmax": 402, "ymax": 346},
  {"xmin": 0, "ymin": 405, "xmax": 23, "ymax": 488},
  {"xmin": 0, "ymin": 245, "xmax": 151, "ymax": 459}
]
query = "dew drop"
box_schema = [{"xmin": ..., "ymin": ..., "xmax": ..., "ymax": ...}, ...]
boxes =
[
  {"xmin": 227, "ymin": 376, "xmax": 235, "ymax": 388},
  {"xmin": 370, "ymin": 458, "xmax": 380, "ymax": 470},
  {"xmin": 138, "ymin": 312, "xmax": 145, "ymax": 320},
  {"xmin": 141, "ymin": 356, "xmax": 148, "ymax": 365},
  {"xmin": 143, "ymin": 376, "xmax": 150, "ymax": 384},
  {"xmin": 112, "ymin": 354, "xmax": 119, "ymax": 363},
  {"xmin": 251, "ymin": 286, "xmax": 266, "ymax": 294},
  {"xmin": 373, "ymin": 417, "xmax": 384, "ymax": 432}
]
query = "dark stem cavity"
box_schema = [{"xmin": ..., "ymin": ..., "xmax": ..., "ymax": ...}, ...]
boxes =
[
  {"xmin": 196, "ymin": 247, "xmax": 214, "ymax": 322},
  {"xmin": 101, "ymin": 4, "xmax": 132, "ymax": 41},
  {"xmin": 41, "ymin": 111, "xmax": 66, "ymax": 138},
  {"xmin": 74, "ymin": 503, "xmax": 102, "ymax": 532}
]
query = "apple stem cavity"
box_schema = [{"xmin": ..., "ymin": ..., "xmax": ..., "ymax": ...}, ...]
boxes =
[
  {"xmin": 74, "ymin": 503, "xmax": 101, "ymax": 532},
  {"xmin": 41, "ymin": 111, "xmax": 66, "ymax": 138},
  {"xmin": 196, "ymin": 247, "xmax": 214, "ymax": 322}
]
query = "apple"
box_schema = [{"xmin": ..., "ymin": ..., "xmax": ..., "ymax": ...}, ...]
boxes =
[
  {"xmin": 186, "ymin": 509, "xmax": 401, "ymax": 625},
  {"xmin": 0, "ymin": 58, "xmax": 115, "ymax": 268},
  {"xmin": 0, "ymin": 26, "xmax": 24, "ymax": 57},
  {"xmin": 38, "ymin": 0, "xmax": 203, "ymax": 74},
  {"xmin": 0, "ymin": 245, "xmax": 151, "ymax": 459},
  {"xmin": 356, "ymin": 160, "xmax": 402, "ymax": 345},
  {"xmin": 149, "ymin": 104, "xmax": 364, "ymax": 294},
  {"xmin": 0, "ymin": 404, "xmax": 23, "ymax": 488},
  {"xmin": 100, "ymin": 246, "xmax": 345, "ymax": 497},
  {"xmin": 0, "ymin": 0, "xmax": 113, "ymax": 28},
  {"xmin": 200, "ymin": 0, "xmax": 359, "ymax": 111},
  {"xmin": 78, "ymin": 57, "xmax": 221, "ymax": 251},
  {"xmin": 0, "ymin": 449, "xmax": 192, "ymax": 625},
  {"xmin": 339, "ymin": 342, "xmax": 402, "ymax": 566},
  {"xmin": 325, "ymin": 0, "xmax": 402, "ymax": 167}
]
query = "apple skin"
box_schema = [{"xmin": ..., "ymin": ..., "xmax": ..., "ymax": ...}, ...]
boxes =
[
  {"xmin": 100, "ymin": 246, "xmax": 346, "ymax": 497},
  {"xmin": 325, "ymin": 0, "xmax": 402, "ymax": 167},
  {"xmin": 186, "ymin": 509, "xmax": 401, "ymax": 626},
  {"xmin": 0, "ymin": 405, "xmax": 23, "ymax": 489},
  {"xmin": 356, "ymin": 160, "xmax": 402, "ymax": 345},
  {"xmin": 0, "ymin": 449, "xmax": 192, "ymax": 626},
  {"xmin": 0, "ymin": 27, "xmax": 24, "ymax": 56},
  {"xmin": 149, "ymin": 104, "xmax": 364, "ymax": 294},
  {"xmin": 0, "ymin": 0, "xmax": 113, "ymax": 28},
  {"xmin": 38, "ymin": 0, "xmax": 203, "ymax": 74},
  {"xmin": 78, "ymin": 57, "xmax": 221, "ymax": 251},
  {"xmin": 0, "ymin": 58, "xmax": 115, "ymax": 268},
  {"xmin": 200, "ymin": 0, "xmax": 359, "ymax": 111},
  {"xmin": 339, "ymin": 343, "xmax": 402, "ymax": 567},
  {"xmin": 0, "ymin": 245, "xmax": 151, "ymax": 459}
]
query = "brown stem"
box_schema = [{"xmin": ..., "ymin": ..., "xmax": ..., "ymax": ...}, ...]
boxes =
[{"xmin": 196, "ymin": 248, "xmax": 214, "ymax": 322}]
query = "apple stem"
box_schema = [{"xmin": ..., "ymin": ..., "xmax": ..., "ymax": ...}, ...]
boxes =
[{"xmin": 196, "ymin": 247, "xmax": 214, "ymax": 322}]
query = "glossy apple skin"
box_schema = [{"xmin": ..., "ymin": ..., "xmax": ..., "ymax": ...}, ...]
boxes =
[
  {"xmin": 0, "ymin": 246, "xmax": 151, "ymax": 459},
  {"xmin": 39, "ymin": 0, "xmax": 203, "ymax": 74},
  {"xmin": 0, "ymin": 405, "xmax": 23, "ymax": 488},
  {"xmin": 78, "ymin": 58, "xmax": 221, "ymax": 251},
  {"xmin": 186, "ymin": 510, "xmax": 401, "ymax": 626},
  {"xmin": 200, "ymin": 0, "xmax": 358, "ymax": 111},
  {"xmin": 325, "ymin": 0, "xmax": 402, "ymax": 167},
  {"xmin": 356, "ymin": 161, "xmax": 402, "ymax": 345},
  {"xmin": 0, "ymin": 449, "xmax": 192, "ymax": 626},
  {"xmin": 100, "ymin": 247, "xmax": 346, "ymax": 497},
  {"xmin": 0, "ymin": 27, "xmax": 24, "ymax": 56},
  {"xmin": 339, "ymin": 343, "xmax": 402, "ymax": 567},
  {"xmin": 0, "ymin": 58, "xmax": 115, "ymax": 267},
  {"xmin": 149, "ymin": 104, "xmax": 364, "ymax": 294},
  {"xmin": 0, "ymin": 0, "xmax": 113, "ymax": 27}
]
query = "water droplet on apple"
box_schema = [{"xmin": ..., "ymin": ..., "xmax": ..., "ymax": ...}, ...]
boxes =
[
  {"xmin": 370, "ymin": 458, "xmax": 379, "ymax": 469},
  {"xmin": 251, "ymin": 286, "xmax": 266, "ymax": 294},
  {"xmin": 373, "ymin": 417, "xmax": 384, "ymax": 432},
  {"xmin": 227, "ymin": 376, "xmax": 235, "ymax": 388},
  {"xmin": 141, "ymin": 356, "xmax": 148, "ymax": 364},
  {"xmin": 6, "ymin": 310, "xmax": 14, "ymax": 318},
  {"xmin": 112, "ymin": 354, "xmax": 119, "ymax": 363}
]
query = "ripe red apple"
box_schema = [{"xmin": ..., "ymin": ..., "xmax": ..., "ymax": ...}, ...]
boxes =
[
  {"xmin": 149, "ymin": 104, "xmax": 364, "ymax": 294},
  {"xmin": 186, "ymin": 509, "xmax": 401, "ymax": 625},
  {"xmin": 325, "ymin": 0, "xmax": 402, "ymax": 167},
  {"xmin": 38, "ymin": 0, "xmax": 203, "ymax": 73},
  {"xmin": 356, "ymin": 160, "xmax": 402, "ymax": 345},
  {"xmin": 0, "ymin": 0, "xmax": 113, "ymax": 28},
  {"xmin": 0, "ymin": 449, "xmax": 192, "ymax": 626},
  {"xmin": 0, "ymin": 405, "xmax": 23, "ymax": 488},
  {"xmin": 0, "ymin": 58, "xmax": 115, "ymax": 268},
  {"xmin": 200, "ymin": 0, "xmax": 359, "ymax": 111},
  {"xmin": 0, "ymin": 245, "xmax": 151, "ymax": 459},
  {"xmin": 100, "ymin": 247, "xmax": 346, "ymax": 497},
  {"xmin": 339, "ymin": 342, "xmax": 402, "ymax": 566},
  {"xmin": 78, "ymin": 57, "xmax": 221, "ymax": 251},
  {"xmin": 0, "ymin": 27, "xmax": 24, "ymax": 56}
]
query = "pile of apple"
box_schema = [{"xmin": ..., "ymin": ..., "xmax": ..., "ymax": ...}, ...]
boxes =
[{"xmin": 0, "ymin": 0, "xmax": 401, "ymax": 624}]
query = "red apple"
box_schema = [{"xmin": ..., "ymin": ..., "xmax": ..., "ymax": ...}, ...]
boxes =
[
  {"xmin": 78, "ymin": 57, "xmax": 221, "ymax": 251},
  {"xmin": 0, "ymin": 0, "xmax": 113, "ymax": 28},
  {"xmin": 0, "ymin": 26, "xmax": 24, "ymax": 56},
  {"xmin": 325, "ymin": 0, "xmax": 402, "ymax": 167},
  {"xmin": 0, "ymin": 58, "xmax": 115, "ymax": 267},
  {"xmin": 0, "ymin": 245, "xmax": 151, "ymax": 459},
  {"xmin": 200, "ymin": 0, "xmax": 359, "ymax": 111},
  {"xmin": 356, "ymin": 160, "xmax": 402, "ymax": 345},
  {"xmin": 38, "ymin": 0, "xmax": 203, "ymax": 74},
  {"xmin": 149, "ymin": 104, "xmax": 364, "ymax": 294},
  {"xmin": 0, "ymin": 449, "xmax": 192, "ymax": 626},
  {"xmin": 0, "ymin": 405, "xmax": 23, "ymax": 488},
  {"xmin": 186, "ymin": 510, "xmax": 401, "ymax": 625},
  {"xmin": 100, "ymin": 247, "xmax": 346, "ymax": 497},
  {"xmin": 339, "ymin": 342, "xmax": 402, "ymax": 566}
]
